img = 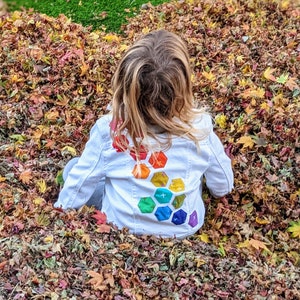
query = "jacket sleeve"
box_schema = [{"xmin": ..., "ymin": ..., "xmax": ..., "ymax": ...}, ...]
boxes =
[
  {"xmin": 54, "ymin": 121, "xmax": 106, "ymax": 209},
  {"xmin": 204, "ymin": 131, "xmax": 234, "ymax": 198}
]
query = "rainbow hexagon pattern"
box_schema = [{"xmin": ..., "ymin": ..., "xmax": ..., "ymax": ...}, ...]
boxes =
[
  {"xmin": 112, "ymin": 141, "xmax": 199, "ymax": 228},
  {"xmin": 134, "ymin": 151, "xmax": 198, "ymax": 228}
]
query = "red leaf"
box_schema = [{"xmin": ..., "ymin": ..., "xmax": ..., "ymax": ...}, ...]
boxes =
[
  {"xmin": 92, "ymin": 210, "xmax": 107, "ymax": 225},
  {"xmin": 0, "ymin": 260, "xmax": 8, "ymax": 270}
]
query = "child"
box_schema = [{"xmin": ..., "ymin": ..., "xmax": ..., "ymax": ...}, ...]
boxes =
[{"xmin": 54, "ymin": 30, "xmax": 233, "ymax": 239}]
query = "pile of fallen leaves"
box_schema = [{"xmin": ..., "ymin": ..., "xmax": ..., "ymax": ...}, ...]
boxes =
[{"xmin": 0, "ymin": 0, "xmax": 299, "ymax": 299}]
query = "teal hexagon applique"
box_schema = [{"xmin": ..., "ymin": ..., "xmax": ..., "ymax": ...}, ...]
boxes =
[{"xmin": 154, "ymin": 188, "xmax": 173, "ymax": 204}]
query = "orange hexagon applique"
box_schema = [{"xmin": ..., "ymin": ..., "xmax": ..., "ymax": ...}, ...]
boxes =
[
  {"xmin": 132, "ymin": 163, "xmax": 150, "ymax": 179},
  {"xmin": 149, "ymin": 151, "xmax": 168, "ymax": 169},
  {"xmin": 169, "ymin": 178, "xmax": 185, "ymax": 192},
  {"xmin": 150, "ymin": 172, "xmax": 169, "ymax": 187}
]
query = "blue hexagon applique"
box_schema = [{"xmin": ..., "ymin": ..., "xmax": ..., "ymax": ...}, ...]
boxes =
[
  {"xmin": 154, "ymin": 206, "xmax": 172, "ymax": 221},
  {"xmin": 171, "ymin": 209, "xmax": 187, "ymax": 225}
]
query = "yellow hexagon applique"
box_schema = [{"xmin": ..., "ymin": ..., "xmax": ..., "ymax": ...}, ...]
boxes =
[
  {"xmin": 169, "ymin": 178, "xmax": 185, "ymax": 192},
  {"xmin": 150, "ymin": 172, "xmax": 169, "ymax": 187}
]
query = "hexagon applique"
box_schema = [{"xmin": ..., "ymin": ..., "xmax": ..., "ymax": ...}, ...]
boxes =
[
  {"xmin": 130, "ymin": 145, "xmax": 148, "ymax": 161},
  {"xmin": 112, "ymin": 135, "xmax": 129, "ymax": 152},
  {"xmin": 132, "ymin": 164, "xmax": 150, "ymax": 179},
  {"xmin": 149, "ymin": 151, "xmax": 168, "ymax": 169},
  {"xmin": 172, "ymin": 194, "xmax": 186, "ymax": 209},
  {"xmin": 150, "ymin": 172, "xmax": 169, "ymax": 187},
  {"xmin": 172, "ymin": 209, "xmax": 187, "ymax": 225},
  {"xmin": 188, "ymin": 210, "xmax": 198, "ymax": 228},
  {"xmin": 154, "ymin": 206, "xmax": 172, "ymax": 221},
  {"xmin": 154, "ymin": 188, "xmax": 173, "ymax": 204},
  {"xmin": 169, "ymin": 178, "xmax": 185, "ymax": 192},
  {"xmin": 138, "ymin": 197, "xmax": 156, "ymax": 213}
]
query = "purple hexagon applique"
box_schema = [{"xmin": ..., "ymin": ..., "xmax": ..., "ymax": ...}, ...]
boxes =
[{"xmin": 188, "ymin": 210, "xmax": 198, "ymax": 228}]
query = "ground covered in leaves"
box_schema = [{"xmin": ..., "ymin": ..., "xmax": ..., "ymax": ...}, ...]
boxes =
[{"xmin": 0, "ymin": 0, "xmax": 300, "ymax": 299}]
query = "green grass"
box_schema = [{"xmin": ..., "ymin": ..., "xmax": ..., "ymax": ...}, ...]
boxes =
[{"xmin": 6, "ymin": 0, "xmax": 169, "ymax": 32}]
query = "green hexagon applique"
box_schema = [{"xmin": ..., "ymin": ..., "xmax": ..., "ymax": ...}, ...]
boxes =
[
  {"xmin": 138, "ymin": 197, "xmax": 156, "ymax": 213},
  {"xmin": 172, "ymin": 194, "xmax": 186, "ymax": 209}
]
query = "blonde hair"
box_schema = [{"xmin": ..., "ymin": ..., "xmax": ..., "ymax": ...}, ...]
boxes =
[{"xmin": 111, "ymin": 30, "xmax": 207, "ymax": 155}]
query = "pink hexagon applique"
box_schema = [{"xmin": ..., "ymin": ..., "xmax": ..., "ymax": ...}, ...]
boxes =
[
  {"xmin": 109, "ymin": 119, "xmax": 123, "ymax": 131},
  {"xmin": 149, "ymin": 151, "xmax": 168, "ymax": 169}
]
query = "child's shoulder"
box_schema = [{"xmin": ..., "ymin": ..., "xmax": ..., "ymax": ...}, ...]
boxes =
[
  {"xmin": 94, "ymin": 114, "xmax": 112, "ymax": 136},
  {"xmin": 95, "ymin": 113, "xmax": 112, "ymax": 127},
  {"xmin": 189, "ymin": 112, "xmax": 213, "ymax": 142},
  {"xmin": 191, "ymin": 112, "xmax": 213, "ymax": 130}
]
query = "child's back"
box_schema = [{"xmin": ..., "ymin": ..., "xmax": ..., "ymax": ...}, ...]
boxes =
[{"xmin": 54, "ymin": 30, "xmax": 234, "ymax": 238}]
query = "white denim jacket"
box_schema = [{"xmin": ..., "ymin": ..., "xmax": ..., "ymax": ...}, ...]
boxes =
[{"xmin": 54, "ymin": 113, "xmax": 234, "ymax": 239}]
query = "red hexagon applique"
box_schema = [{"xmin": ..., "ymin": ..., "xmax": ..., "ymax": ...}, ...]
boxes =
[
  {"xmin": 130, "ymin": 145, "xmax": 148, "ymax": 161},
  {"xmin": 112, "ymin": 135, "xmax": 129, "ymax": 152}
]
